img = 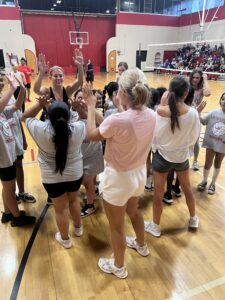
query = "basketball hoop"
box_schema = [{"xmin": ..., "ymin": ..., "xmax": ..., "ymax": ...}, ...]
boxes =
[{"xmin": 69, "ymin": 31, "xmax": 89, "ymax": 49}]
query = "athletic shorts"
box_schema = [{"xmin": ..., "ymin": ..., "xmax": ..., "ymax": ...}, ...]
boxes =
[
  {"xmin": 99, "ymin": 164, "xmax": 146, "ymax": 206},
  {"xmin": 83, "ymin": 153, "xmax": 104, "ymax": 176},
  {"xmin": 26, "ymin": 83, "xmax": 31, "ymax": 89},
  {"xmin": 17, "ymin": 155, "xmax": 24, "ymax": 160},
  {"xmin": 0, "ymin": 163, "xmax": 16, "ymax": 181},
  {"xmin": 152, "ymin": 151, "xmax": 189, "ymax": 173},
  {"xmin": 43, "ymin": 177, "xmax": 83, "ymax": 198}
]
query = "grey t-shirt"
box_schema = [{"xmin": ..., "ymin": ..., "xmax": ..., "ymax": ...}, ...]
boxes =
[
  {"xmin": 0, "ymin": 107, "xmax": 16, "ymax": 168},
  {"xmin": 7, "ymin": 98, "xmax": 24, "ymax": 157},
  {"xmin": 26, "ymin": 118, "xmax": 86, "ymax": 183},
  {"xmin": 202, "ymin": 109, "xmax": 225, "ymax": 154}
]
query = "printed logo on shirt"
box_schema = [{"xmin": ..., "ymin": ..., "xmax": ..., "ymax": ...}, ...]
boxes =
[
  {"xmin": 212, "ymin": 122, "xmax": 225, "ymax": 138},
  {"xmin": 0, "ymin": 119, "xmax": 14, "ymax": 143}
]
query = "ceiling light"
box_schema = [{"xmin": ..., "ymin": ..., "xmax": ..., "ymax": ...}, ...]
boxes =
[
  {"xmin": 51, "ymin": 8, "xmax": 54, "ymax": 10},
  {"xmin": 56, "ymin": 0, "xmax": 61, "ymax": 3},
  {"xmin": 106, "ymin": 10, "xmax": 110, "ymax": 13},
  {"xmin": 53, "ymin": 4, "xmax": 57, "ymax": 7}
]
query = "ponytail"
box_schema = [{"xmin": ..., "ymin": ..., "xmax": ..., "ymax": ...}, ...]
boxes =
[
  {"xmin": 168, "ymin": 76, "xmax": 190, "ymax": 133},
  {"xmin": 48, "ymin": 101, "xmax": 71, "ymax": 174},
  {"xmin": 52, "ymin": 118, "xmax": 71, "ymax": 174},
  {"xmin": 168, "ymin": 92, "xmax": 179, "ymax": 133}
]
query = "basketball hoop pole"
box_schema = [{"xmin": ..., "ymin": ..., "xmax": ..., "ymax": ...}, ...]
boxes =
[
  {"xmin": 200, "ymin": 0, "xmax": 207, "ymax": 32},
  {"xmin": 206, "ymin": 0, "xmax": 223, "ymax": 32}
]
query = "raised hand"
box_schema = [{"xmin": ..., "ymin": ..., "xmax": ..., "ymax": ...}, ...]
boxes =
[
  {"xmin": 196, "ymin": 100, "xmax": 207, "ymax": 113},
  {"xmin": 71, "ymin": 96, "xmax": 87, "ymax": 119},
  {"xmin": 73, "ymin": 48, "xmax": 84, "ymax": 68},
  {"xmin": 5, "ymin": 72, "xmax": 18, "ymax": 91},
  {"xmin": 38, "ymin": 53, "xmax": 49, "ymax": 75},
  {"xmin": 83, "ymin": 83, "xmax": 97, "ymax": 107},
  {"xmin": 202, "ymin": 73, "xmax": 208, "ymax": 80},
  {"xmin": 160, "ymin": 91, "xmax": 169, "ymax": 106},
  {"xmin": 36, "ymin": 94, "xmax": 51, "ymax": 107}
]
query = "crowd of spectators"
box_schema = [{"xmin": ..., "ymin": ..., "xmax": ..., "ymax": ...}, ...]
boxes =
[{"xmin": 161, "ymin": 43, "xmax": 225, "ymax": 74}]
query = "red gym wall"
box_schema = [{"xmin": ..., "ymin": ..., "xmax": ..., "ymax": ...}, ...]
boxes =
[{"xmin": 22, "ymin": 14, "xmax": 115, "ymax": 73}]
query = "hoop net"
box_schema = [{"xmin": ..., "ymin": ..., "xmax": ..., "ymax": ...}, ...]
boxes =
[{"xmin": 144, "ymin": 39, "xmax": 225, "ymax": 79}]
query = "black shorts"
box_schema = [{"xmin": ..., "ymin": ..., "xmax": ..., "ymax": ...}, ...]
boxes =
[
  {"xmin": 43, "ymin": 177, "xmax": 83, "ymax": 198},
  {"xmin": 17, "ymin": 155, "xmax": 24, "ymax": 160},
  {"xmin": 26, "ymin": 83, "xmax": 31, "ymax": 89},
  {"xmin": 0, "ymin": 163, "xmax": 16, "ymax": 181}
]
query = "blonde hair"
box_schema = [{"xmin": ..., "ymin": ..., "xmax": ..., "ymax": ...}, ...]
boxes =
[
  {"xmin": 119, "ymin": 68, "xmax": 149, "ymax": 109},
  {"xmin": 49, "ymin": 66, "xmax": 64, "ymax": 76}
]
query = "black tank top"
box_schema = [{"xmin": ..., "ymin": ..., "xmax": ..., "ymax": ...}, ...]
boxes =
[
  {"xmin": 49, "ymin": 87, "xmax": 69, "ymax": 105},
  {"xmin": 40, "ymin": 87, "xmax": 69, "ymax": 121}
]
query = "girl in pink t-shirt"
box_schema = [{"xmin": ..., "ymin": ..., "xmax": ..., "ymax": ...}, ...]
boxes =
[{"xmin": 83, "ymin": 68, "xmax": 156, "ymax": 279}]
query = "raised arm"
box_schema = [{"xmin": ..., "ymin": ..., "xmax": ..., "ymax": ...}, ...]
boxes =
[
  {"xmin": 0, "ymin": 74, "xmax": 17, "ymax": 112},
  {"xmin": 22, "ymin": 95, "xmax": 50, "ymax": 120},
  {"xmin": 66, "ymin": 49, "xmax": 84, "ymax": 97},
  {"xmin": 71, "ymin": 94, "xmax": 104, "ymax": 125},
  {"xmin": 13, "ymin": 77, "xmax": 26, "ymax": 111},
  {"xmin": 83, "ymin": 84, "xmax": 104, "ymax": 141},
  {"xmin": 33, "ymin": 53, "xmax": 49, "ymax": 96},
  {"xmin": 202, "ymin": 73, "xmax": 211, "ymax": 97}
]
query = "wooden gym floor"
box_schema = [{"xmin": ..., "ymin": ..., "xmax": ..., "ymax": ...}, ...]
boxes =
[{"xmin": 0, "ymin": 72, "xmax": 225, "ymax": 300}]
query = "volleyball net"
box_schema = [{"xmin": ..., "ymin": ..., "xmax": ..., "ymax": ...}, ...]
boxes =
[{"xmin": 144, "ymin": 39, "xmax": 225, "ymax": 80}]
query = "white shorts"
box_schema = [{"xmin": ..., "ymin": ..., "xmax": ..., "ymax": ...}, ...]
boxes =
[{"xmin": 99, "ymin": 164, "xmax": 146, "ymax": 206}]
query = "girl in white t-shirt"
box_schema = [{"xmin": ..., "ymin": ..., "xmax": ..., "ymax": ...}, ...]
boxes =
[
  {"xmin": 145, "ymin": 76, "xmax": 202, "ymax": 238},
  {"xmin": 83, "ymin": 68, "xmax": 156, "ymax": 279}
]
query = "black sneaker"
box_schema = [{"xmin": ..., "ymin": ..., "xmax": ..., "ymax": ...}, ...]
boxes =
[
  {"xmin": 11, "ymin": 211, "xmax": 36, "ymax": 227},
  {"xmin": 95, "ymin": 187, "xmax": 99, "ymax": 197},
  {"xmin": 144, "ymin": 185, "xmax": 152, "ymax": 192},
  {"xmin": 163, "ymin": 192, "xmax": 173, "ymax": 204},
  {"xmin": 1, "ymin": 212, "xmax": 13, "ymax": 223},
  {"xmin": 16, "ymin": 194, "xmax": 22, "ymax": 204},
  {"xmin": 81, "ymin": 204, "xmax": 96, "ymax": 218},
  {"xmin": 171, "ymin": 185, "xmax": 182, "ymax": 197},
  {"xmin": 47, "ymin": 197, "xmax": 53, "ymax": 205},
  {"xmin": 18, "ymin": 192, "xmax": 36, "ymax": 203}
]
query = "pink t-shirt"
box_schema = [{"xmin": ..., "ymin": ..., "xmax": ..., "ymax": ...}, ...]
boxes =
[{"xmin": 99, "ymin": 107, "xmax": 156, "ymax": 172}]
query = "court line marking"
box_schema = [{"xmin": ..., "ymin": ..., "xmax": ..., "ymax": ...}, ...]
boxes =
[
  {"xmin": 167, "ymin": 275, "xmax": 225, "ymax": 299},
  {"xmin": 167, "ymin": 168, "xmax": 225, "ymax": 300},
  {"xmin": 10, "ymin": 204, "xmax": 50, "ymax": 300},
  {"xmin": 23, "ymin": 161, "xmax": 38, "ymax": 165}
]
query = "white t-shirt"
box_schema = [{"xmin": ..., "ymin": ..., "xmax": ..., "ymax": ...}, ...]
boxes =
[
  {"xmin": 26, "ymin": 118, "xmax": 86, "ymax": 183},
  {"xmin": 152, "ymin": 107, "xmax": 200, "ymax": 163}
]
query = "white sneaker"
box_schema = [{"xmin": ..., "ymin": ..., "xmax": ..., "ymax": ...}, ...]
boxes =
[
  {"xmin": 188, "ymin": 216, "xmax": 200, "ymax": 229},
  {"xmin": 192, "ymin": 161, "xmax": 199, "ymax": 171},
  {"xmin": 74, "ymin": 224, "xmax": 83, "ymax": 237},
  {"xmin": 126, "ymin": 236, "xmax": 149, "ymax": 257},
  {"xmin": 55, "ymin": 232, "xmax": 72, "ymax": 249},
  {"xmin": 208, "ymin": 184, "xmax": 215, "ymax": 195},
  {"xmin": 144, "ymin": 221, "xmax": 161, "ymax": 237},
  {"xmin": 98, "ymin": 258, "xmax": 128, "ymax": 279}
]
